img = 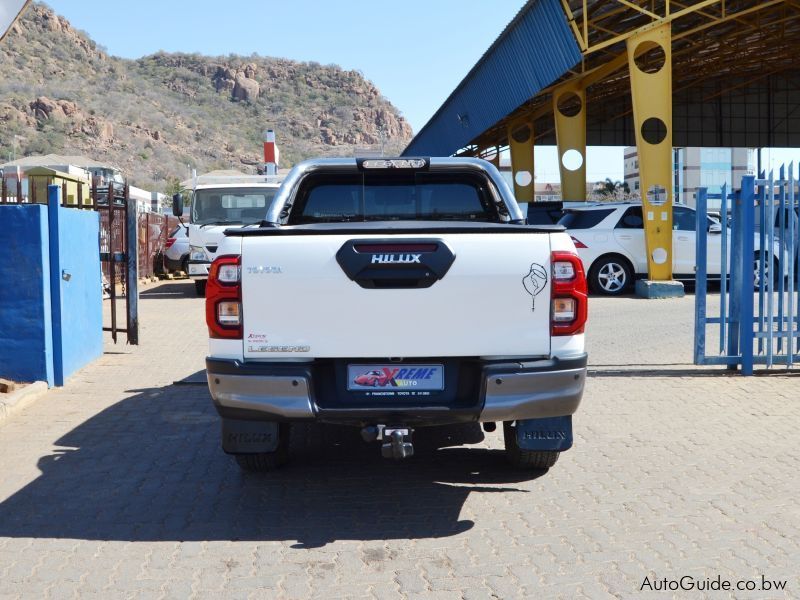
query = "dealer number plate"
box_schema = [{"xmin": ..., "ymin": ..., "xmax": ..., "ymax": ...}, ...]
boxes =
[{"xmin": 347, "ymin": 364, "xmax": 445, "ymax": 391}]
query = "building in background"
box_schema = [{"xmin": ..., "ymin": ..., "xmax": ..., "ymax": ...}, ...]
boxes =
[
  {"xmin": 624, "ymin": 147, "xmax": 754, "ymax": 211},
  {"xmin": 1, "ymin": 154, "xmax": 123, "ymax": 186},
  {"xmin": 497, "ymin": 156, "xmax": 563, "ymax": 201},
  {"xmin": 1, "ymin": 153, "xmax": 167, "ymax": 211}
]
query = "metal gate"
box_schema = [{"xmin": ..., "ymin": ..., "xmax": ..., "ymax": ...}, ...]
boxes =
[
  {"xmin": 694, "ymin": 167, "xmax": 799, "ymax": 374},
  {"xmin": 92, "ymin": 181, "xmax": 139, "ymax": 344}
]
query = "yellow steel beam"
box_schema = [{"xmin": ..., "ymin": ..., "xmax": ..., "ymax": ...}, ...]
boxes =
[
  {"xmin": 613, "ymin": 0, "xmax": 660, "ymax": 20},
  {"xmin": 586, "ymin": 0, "xmax": 722, "ymax": 55},
  {"xmin": 507, "ymin": 119, "xmax": 536, "ymax": 203},
  {"xmin": 477, "ymin": 145, "xmax": 500, "ymax": 167},
  {"xmin": 627, "ymin": 22, "xmax": 674, "ymax": 281},
  {"xmin": 561, "ymin": 0, "xmax": 588, "ymax": 50},
  {"xmin": 672, "ymin": 0, "xmax": 784, "ymax": 41},
  {"xmin": 553, "ymin": 81, "xmax": 587, "ymax": 202}
]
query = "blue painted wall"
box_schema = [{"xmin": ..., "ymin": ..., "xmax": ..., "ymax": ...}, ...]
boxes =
[
  {"xmin": 0, "ymin": 191, "xmax": 103, "ymax": 387},
  {"xmin": 0, "ymin": 205, "xmax": 54, "ymax": 386},
  {"xmin": 52, "ymin": 204, "xmax": 103, "ymax": 384}
]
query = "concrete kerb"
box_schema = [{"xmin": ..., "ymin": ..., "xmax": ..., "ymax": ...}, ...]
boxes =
[{"xmin": 0, "ymin": 381, "xmax": 48, "ymax": 426}]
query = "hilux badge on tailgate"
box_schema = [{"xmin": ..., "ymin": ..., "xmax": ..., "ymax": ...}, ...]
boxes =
[
  {"xmin": 523, "ymin": 263, "xmax": 548, "ymax": 311},
  {"xmin": 370, "ymin": 253, "xmax": 422, "ymax": 264}
]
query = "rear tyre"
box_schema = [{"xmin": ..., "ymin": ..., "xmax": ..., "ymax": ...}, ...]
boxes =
[
  {"xmin": 194, "ymin": 279, "xmax": 206, "ymax": 297},
  {"xmin": 503, "ymin": 422, "xmax": 559, "ymax": 470},
  {"xmin": 234, "ymin": 424, "xmax": 290, "ymax": 472},
  {"xmin": 181, "ymin": 256, "xmax": 189, "ymax": 276},
  {"xmin": 589, "ymin": 255, "xmax": 632, "ymax": 296}
]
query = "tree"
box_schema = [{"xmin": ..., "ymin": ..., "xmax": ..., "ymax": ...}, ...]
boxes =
[
  {"xmin": 163, "ymin": 177, "xmax": 187, "ymax": 201},
  {"xmin": 591, "ymin": 178, "xmax": 633, "ymax": 201}
]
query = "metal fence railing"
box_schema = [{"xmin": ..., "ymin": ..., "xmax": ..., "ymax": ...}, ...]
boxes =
[{"xmin": 695, "ymin": 166, "xmax": 800, "ymax": 374}]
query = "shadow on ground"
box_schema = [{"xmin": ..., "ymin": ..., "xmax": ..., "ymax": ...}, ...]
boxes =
[
  {"xmin": 139, "ymin": 281, "xmax": 196, "ymax": 300},
  {"xmin": 0, "ymin": 377, "xmax": 544, "ymax": 547}
]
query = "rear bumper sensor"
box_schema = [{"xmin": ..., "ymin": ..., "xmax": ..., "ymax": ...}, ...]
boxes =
[{"xmin": 335, "ymin": 238, "xmax": 456, "ymax": 289}]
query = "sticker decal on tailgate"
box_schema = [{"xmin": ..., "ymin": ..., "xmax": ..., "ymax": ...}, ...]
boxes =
[
  {"xmin": 522, "ymin": 263, "xmax": 548, "ymax": 311},
  {"xmin": 348, "ymin": 364, "xmax": 444, "ymax": 392}
]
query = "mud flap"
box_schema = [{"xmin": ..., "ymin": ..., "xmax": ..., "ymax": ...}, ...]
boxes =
[
  {"xmin": 516, "ymin": 416, "xmax": 573, "ymax": 451},
  {"xmin": 221, "ymin": 418, "xmax": 279, "ymax": 454}
]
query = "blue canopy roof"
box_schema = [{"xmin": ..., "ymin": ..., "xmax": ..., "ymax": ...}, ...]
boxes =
[{"xmin": 403, "ymin": 0, "xmax": 580, "ymax": 157}]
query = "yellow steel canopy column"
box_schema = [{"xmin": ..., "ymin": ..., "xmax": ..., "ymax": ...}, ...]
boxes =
[
  {"xmin": 507, "ymin": 120, "xmax": 535, "ymax": 204},
  {"xmin": 553, "ymin": 82, "xmax": 587, "ymax": 202},
  {"xmin": 627, "ymin": 23, "xmax": 674, "ymax": 282},
  {"xmin": 479, "ymin": 145, "xmax": 500, "ymax": 168}
]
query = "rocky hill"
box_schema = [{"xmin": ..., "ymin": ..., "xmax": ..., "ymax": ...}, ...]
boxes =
[{"xmin": 0, "ymin": 3, "xmax": 413, "ymax": 190}]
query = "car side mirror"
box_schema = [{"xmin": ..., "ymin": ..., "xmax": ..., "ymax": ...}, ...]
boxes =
[
  {"xmin": 708, "ymin": 222, "xmax": 722, "ymax": 234},
  {"xmin": 172, "ymin": 193, "xmax": 183, "ymax": 217}
]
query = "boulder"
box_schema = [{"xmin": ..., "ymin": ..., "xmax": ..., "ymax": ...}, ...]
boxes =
[
  {"xmin": 81, "ymin": 117, "xmax": 113, "ymax": 142},
  {"xmin": 232, "ymin": 73, "xmax": 259, "ymax": 102},
  {"xmin": 29, "ymin": 96, "xmax": 60, "ymax": 121}
]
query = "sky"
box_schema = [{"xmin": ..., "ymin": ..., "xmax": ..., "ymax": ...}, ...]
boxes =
[
  {"xmin": 43, "ymin": 0, "xmax": 621, "ymax": 182},
  {"xmin": 32, "ymin": 1, "xmax": 800, "ymax": 183}
]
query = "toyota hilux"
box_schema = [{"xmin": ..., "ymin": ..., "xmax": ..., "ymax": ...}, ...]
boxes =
[{"xmin": 204, "ymin": 157, "xmax": 588, "ymax": 471}]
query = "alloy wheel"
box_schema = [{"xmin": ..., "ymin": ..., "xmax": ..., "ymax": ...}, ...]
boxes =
[{"xmin": 597, "ymin": 262, "xmax": 627, "ymax": 293}]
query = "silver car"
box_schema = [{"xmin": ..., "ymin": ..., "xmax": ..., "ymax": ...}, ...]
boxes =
[{"xmin": 164, "ymin": 225, "xmax": 190, "ymax": 273}]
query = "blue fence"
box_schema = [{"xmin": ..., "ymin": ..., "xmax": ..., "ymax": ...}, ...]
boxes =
[{"xmin": 694, "ymin": 165, "xmax": 800, "ymax": 374}]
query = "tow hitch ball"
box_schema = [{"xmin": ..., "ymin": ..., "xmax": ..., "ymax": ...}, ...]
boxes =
[{"xmin": 361, "ymin": 426, "xmax": 414, "ymax": 459}]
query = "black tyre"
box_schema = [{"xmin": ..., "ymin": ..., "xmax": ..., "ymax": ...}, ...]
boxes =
[
  {"xmin": 181, "ymin": 256, "xmax": 189, "ymax": 276},
  {"xmin": 194, "ymin": 279, "xmax": 206, "ymax": 297},
  {"xmin": 753, "ymin": 252, "xmax": 780, "ymax": 290},
  {"xmin": 503, "ymin": 421, "xmax": 559, "ymax": 470},
  {"xmin": 234, "ymin": 424, "xmax": 290, "ymax": 472},
  {"xmin": 589, "ymin": 255, "xmax": 633, "ymax": 296}
]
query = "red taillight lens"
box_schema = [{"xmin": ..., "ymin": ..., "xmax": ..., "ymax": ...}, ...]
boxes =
[
  {"xmin": 165, "ymin": 237, "xmax": 176, "ymax": 248},
  {"xmin": 550, "ymin": 251, "xmax": 588, "ymax": 336},
  {"xmin": 206, "ymin": 255, "xmax": 242, "ymax": 339},
  {"xmin": 570, "ymin": 236, "xmax": 588, "ymax": 249}
]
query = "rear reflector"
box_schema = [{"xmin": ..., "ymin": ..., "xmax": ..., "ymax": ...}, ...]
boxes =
[{"xmin": 165, "ymin": 238, "xmax": 176, "ymax": 248}]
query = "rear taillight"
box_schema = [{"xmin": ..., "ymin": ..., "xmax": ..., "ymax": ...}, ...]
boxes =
[
  {"xmin": 550, "ymin": 251, "xmax": 588, "ymax": 336},
  {"xmin": 165, "ymin": 237, "xmax": 176, "ymax": 248},
  {"xmin": 570, "ymin": 235, "xmax": 588, "ymax": 249},
  {"xmin": 206, "ymin": 255, "xmax": 242, "ymax": 339}
]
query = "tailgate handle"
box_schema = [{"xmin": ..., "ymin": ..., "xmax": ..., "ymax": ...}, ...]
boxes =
[{"xmin": 336, "ymin": 238, "xmax": 456, "ymax": 289}]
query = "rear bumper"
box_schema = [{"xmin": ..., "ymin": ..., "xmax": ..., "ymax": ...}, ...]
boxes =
[
  {"xmin": 164, "ymin": 253, "xmax": 187, "ymax": 272},
  {"xmin": 206, "ymin": 354, "xmax": 587, "ymax": 425},
  {"xmin": 188, "ymin": 259, "xmax": 210, "ymax": 280}
]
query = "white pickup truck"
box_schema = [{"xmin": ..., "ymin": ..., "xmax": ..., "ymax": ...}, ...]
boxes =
[{"xmin": 204, "ymin": 157, "xmax": 588, "ymax": 471}]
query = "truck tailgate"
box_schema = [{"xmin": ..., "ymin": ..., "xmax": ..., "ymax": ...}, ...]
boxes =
[{"xmin": 241, "ymin": 232, "xmax": 552, "ymax": 359}]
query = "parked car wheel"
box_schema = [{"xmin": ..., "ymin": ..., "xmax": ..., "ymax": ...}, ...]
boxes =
[
  {"xmin": 194, "ymin": 280, "xmax": 206, "ymax": 297},
  {"xmin": 181, "ymin": 256, "xmax": 189, "ymax": 276},
  {"xmin": 589, "ymin": 255, "xmax": 633, "ymax": 296},
  {"xmin": 753, "ymin": 252, "xmax": 780, "ymax": 290},
  {"xmin": 503, "ymin": 421, "xmax": 559, "ymax": 469}
]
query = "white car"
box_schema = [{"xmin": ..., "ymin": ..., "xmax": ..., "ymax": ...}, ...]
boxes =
[
  {"xmin": 560, "ymin": 202, "xmax": 780, "ymax": 295},
  {"xmin": 163, "ymin": 224, "xmax": 190, "ymax": 273}
]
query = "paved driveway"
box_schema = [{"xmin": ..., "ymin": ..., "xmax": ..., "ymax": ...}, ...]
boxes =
[{"xmin": 0, "ymin": 283, "xmax": 797, "ymax": 599}]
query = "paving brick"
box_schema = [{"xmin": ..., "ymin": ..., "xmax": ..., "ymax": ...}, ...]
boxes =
[{"xmin": 0, "ymin": 285, "xmax": 797, "ymax": 598}]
